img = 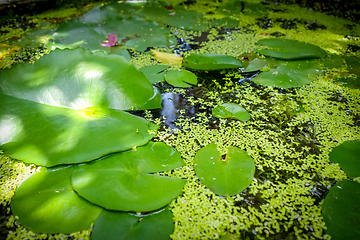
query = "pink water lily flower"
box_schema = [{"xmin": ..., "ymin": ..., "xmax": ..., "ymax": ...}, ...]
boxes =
[{"xmin": 101, "ymin": 33, "xmax": 117, "ymax": 47}]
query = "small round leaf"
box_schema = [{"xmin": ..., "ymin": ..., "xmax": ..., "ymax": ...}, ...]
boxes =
[
  {"xmin": 183, "ymin": 53, "xmax": 242, "ymax": 70},
  {"xmin": 212, "ymin": 103, "xmax": 251, "ymax": 122},
  {"xmin": 164, "ymin": 70, "xmax": 198, "ymax": 88},
  {"xmin": 139, "ymin": 65, "xmax": 169, "ymax": 84},
  {"xmin": 194, "ymin": 143, "xmax": 255, "ymax": 196}
]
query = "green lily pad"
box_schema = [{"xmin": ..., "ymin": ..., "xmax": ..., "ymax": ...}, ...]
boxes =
[
  {"xmin": 102, "ymin": 47, "xmax": 131, "ymax": 61},
  {"xmin": 218, "ymin": 1, "xmax": 268, "ymax": 18},
  {"xmin": 72, "ymin": 141, "xmax": 186, "ymax": 211},
  {"xmin": 240, "ymin": 52, "xmax": 278, "ymax": 72},
  {"xmin": 257, "ymin": 38, "xmax": 327, "ymax": 60},
  {"xmin": 212, "ymin": 103, "xmax": 251, "ymax": 122},
  {"xmin": 164, "ymin": 70, "xmax": 198, "ymax": 88},
  {"xmin": 211, "ymin": 17, "xmax": 239, "ymax": 28},
  {"xmin": 11, "ymin": 166, "xmax": 102, "ymax": 234},
  {"xmin": 92, "ymin": 208, "xmax": 174, "ymax": 240},
  {"xmin": 183, "ymin": 53, "xmax": 242, "ymax": 70},
  {"xmin": 253, "ymin": 59, "xmax": 321, "ymax": 88},
  {"xmin": 329, "ymin": 140, "xmax": 360, "ymax": 178},
  {"xmin": 320, "ymin": 55, "xmax": 344, "ymax": 70},
  {"xmin": 162, "ymin": 8, "xmax": 209, "ymax": 31},
  {"xmin": 322, "ymin": 181, "xmax": 360, "ymax": 240},
  {"xmin": 105, "ymin": 1, "xmax": 209, "ymax": 31},
  {"xmin": 243, "ymin": 2, "xmax": 268, "ymax": 17},
  {"xmin": 0, "ymin": 48, "xmax": 159, "ymax": 167},
  {"xmin": 50, "ymin": 7, "xmax": 177, "ymax": 52},
  {"xmin": 139, "ymin": 65, "xmax": 169, "ymax": 84},
  {"xmin": 194, "ymin": 143, "xmax": 255, "ymax": 196}
]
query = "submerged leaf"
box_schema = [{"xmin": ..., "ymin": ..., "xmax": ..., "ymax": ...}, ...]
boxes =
[
  {"xmin": 92, "ymin": 208, "xmax": 174, "ymax": 240},
  {"xmin": 194, "ymin": 143, "xmax": 255, "ymax": 196},
  {"xmin": 151, "ymin": 50, "xmax": 183, "ymax": 65},
  {"xmin": 164, "ymin": 70, "xmax": 198, "ymax": 88},
  {"xmin": 72, "ymin": 142, "xmax": 186, "ymax": 211},
  {"xmin": 11, "ymin": 166, "xmax": 102, "ymax": 234},
  {"xmin": 212, "ymin": 103, "xmax": 251, "ymax": 122}
]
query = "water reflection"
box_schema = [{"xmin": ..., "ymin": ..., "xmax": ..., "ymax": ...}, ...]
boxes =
[{"xmin": 161, "ymin": 92, "xmax": 191, "ymax": 129}]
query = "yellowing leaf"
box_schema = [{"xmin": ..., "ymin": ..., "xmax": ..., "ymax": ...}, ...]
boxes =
[
  {"xmin": 151, "ymin": 49, "xmax": 183, "ymax": 65},
  {"xmin": 0, "ymin": 43, "xmax": 21, "ymax": 60}
]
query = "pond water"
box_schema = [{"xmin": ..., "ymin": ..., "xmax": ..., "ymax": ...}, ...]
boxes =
[{"xmin": 0, "ymin": 0, "xmax": 360, "ymax": 240}]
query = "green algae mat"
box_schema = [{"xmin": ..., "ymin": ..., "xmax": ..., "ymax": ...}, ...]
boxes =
[{"xmin": 1, "ymin": 0, "xmax": 360, "ymax": 239}]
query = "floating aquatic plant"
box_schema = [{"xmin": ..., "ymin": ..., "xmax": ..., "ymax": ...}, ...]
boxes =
[
  {"xmin": 164, "ymin": 69, "xmax": 198, "ymax": 88},
  {"xmin": 183, "ymin": 53, "xmax": 243, "ymax": 70},
  {"xmin": 103, "ymin": 1, "xmax": 209, "ymax": 31},
  {"xmin": 0, "ymin": 48, "xmax": 160, "ymax": 167},
  {"xmin": 92, "ymin": 208, "xmax": 174, "ymax": 240},
  {"xmin": 10, "ymin": 141, "xmax": 185, "ymax": 233},
  {"xmin": 11, "ymin": 166, "xmax": 102, "ymax": 233},
  {"xmin": 194, "ymin": 143, "xmax": 255, "ymax": 196},
  {"xmin": 329, "ymin": 140, "xmax": 360, "ymax": 178},
  {"xmin": 257, "ymin": 38, "xmax": 327, "ymax": 60},
  {"xmin": 212, "ymin": 103, "xmax": 251, "ymax": 122},
  {"xmin": 139, "ymin": 64, "xmax": 169, "ymax": 84},
  {"xmin": 50, "ymin": 6, "xmax": 177, "ymax": 52},
  {"xmin": 253, "ymin": 59, "xmax": 322, "ymax": 88},
  {"xmin": 72, "ymin": 141, "xmax": 186, "ymax": 212},
  {"xmin": 322, "ymin": 181, "xmax": 360, "ymax": 240}
]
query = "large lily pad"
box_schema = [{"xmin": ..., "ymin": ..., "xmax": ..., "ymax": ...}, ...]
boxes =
[
  {"xmin": 0, "ymin": 48, "xmax": 159, "ymax": 166},
  {"xmin": 164, "ymin": 70, "xmax": 198, "ymax": 88},
  {"xmin": 92, "ymin": 208, "xmax": 174, "ymax": 240},
  {"xmin": 257, "ymin": 38, "xmax": 327, "ymax": 60},
  {"xmin": 329, "ymin": 140, "xmax": 360, "ymax": 178},
  {"xmin": 72, "ymin": 141, "xmax": 186, "ymax": 211},
  {"xmin": 194, "ymin": 143, "xmax": 255, "ymax": 196},
  {"xmin": 322, "ymin": 181, "xmax": 360, "ymax": 240},
  {"xmin": 253, "ymin": 59, "xmax": 321, "ymax": 88},
  {"xmin": 212, "ymin": 103, "xmax": 251, "ymax": 122},
  {"xmin": 11, "ymin": 166, "xmax": 102, "ymax": 234},
  {"xmin": 183, "ymin": 53, "xmax": 242, "ymax": 70}
]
